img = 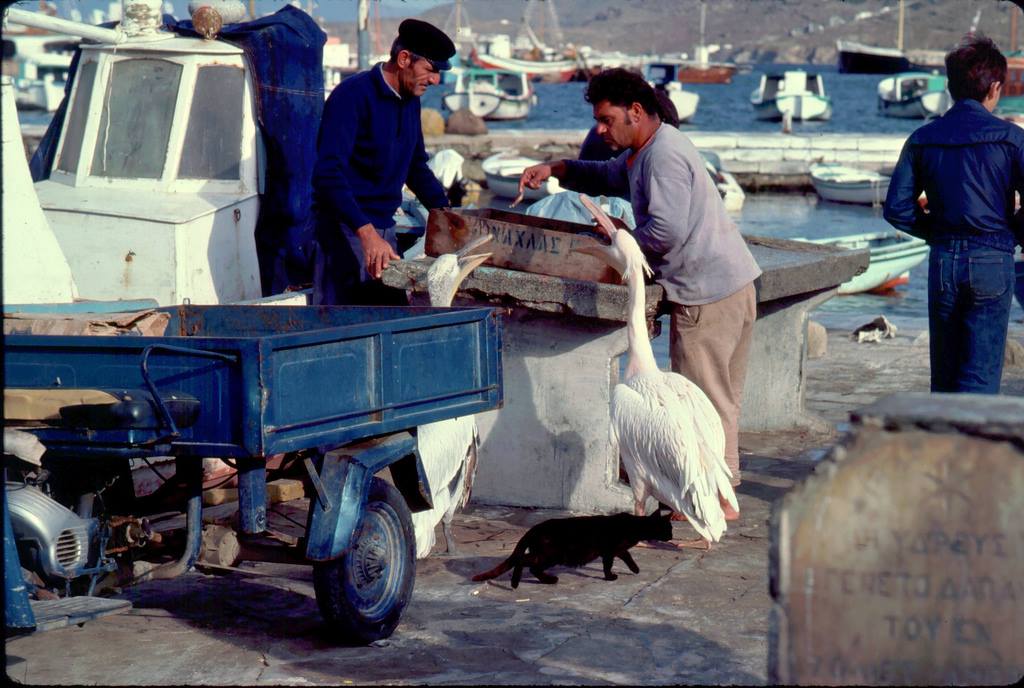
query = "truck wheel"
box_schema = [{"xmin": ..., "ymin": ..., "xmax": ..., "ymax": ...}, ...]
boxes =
[{"xmin": 312, "ymin": 477, "xmax": 415, "ymax": 644}]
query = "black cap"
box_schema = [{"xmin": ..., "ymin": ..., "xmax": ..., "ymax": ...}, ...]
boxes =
[{"xmin": 397, "ymin": 18, "xmax": 456, "ymax": 71}]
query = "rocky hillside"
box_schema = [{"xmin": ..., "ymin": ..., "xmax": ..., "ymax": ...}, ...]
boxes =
[{"xmin": 323, "ymin": 0, "xmax": 1023, "ymax": 65}]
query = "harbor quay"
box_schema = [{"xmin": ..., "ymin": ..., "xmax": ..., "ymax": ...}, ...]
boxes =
[
  {"xmin": 7, "ymin": 320, "xmax": 1024, "ymax": 685},
  {"xmin": 18, "ymin": 124, "xmax": 907, "ymax": 190},
  {"xmin": 422, "ymin": 128, "xmax": 908, "ymax": 190}
]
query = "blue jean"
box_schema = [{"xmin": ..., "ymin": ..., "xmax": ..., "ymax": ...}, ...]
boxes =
[{"xmin": 927, "ymin": 240, "xmax": 1014, "ymax": 393}]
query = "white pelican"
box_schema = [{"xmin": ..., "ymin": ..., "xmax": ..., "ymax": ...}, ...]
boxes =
[
  {"xmin": 575, "ymin": 195, "xmax": 738, "ymax": 548},
  {"xmin": 411, "ymin": 235, "xmax": 492, "ymax": 558}
]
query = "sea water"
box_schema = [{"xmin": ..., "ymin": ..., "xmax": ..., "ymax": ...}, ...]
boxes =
[{"xmin": 421, "ymin": 64, "xmax": 931, "ymax": 136}]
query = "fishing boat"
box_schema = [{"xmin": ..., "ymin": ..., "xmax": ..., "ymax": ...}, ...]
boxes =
[
  {"xmin": 750, "ymin": 70, "xmax": 832, "ymax": 122},
  {"xmin": 481, "ymin": 151, "xmax": 563, "ymax": 200},
  {"xmin": 809, "ymin": 163, "xmax": 890, "ymax": 206},
  {"xmin": 467, "ymin": 47, "xmax": 576, "ymax": 83},
  {"xmin": 643, "ymin": 62, "xmax": 699, "ymax": 123},
  {"xmin": 700, "ymin": 150, "xmax": 745, "ymax": 212},
  {"xmin": 441, "ymin": 67, "xmax": 536, "ymax": 121},
  {"xmin": 668, "ymin": 1, "xmax": 736, "ymax": 84},
  {"xmin": 793, "ymin": 231, "xmax": 929, "ymax": 295},
  {"xmin": 837, "ymin": 39, "xmax": 909, "ymax": 75},
  {"xmin": 877, "ymin": 72, "xmax": 951, "ymax": 119}
]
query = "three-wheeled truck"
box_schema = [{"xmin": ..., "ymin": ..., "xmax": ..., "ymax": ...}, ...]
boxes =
[
  {"xmin": 2, "ymin": 1, "xmax": 504, "ymax": 643},
  {"xmin": 4, "ymin": 304, "xmax": 503, "ymax": 642}
]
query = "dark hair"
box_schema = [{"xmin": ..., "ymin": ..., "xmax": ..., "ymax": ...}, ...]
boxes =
[
  {"xmin": 945, "ymin": 33, "xmax": 1007, "ymax": 102},
  {"xmin": 653, "ymin": 89, "xmax": 680, "ymax": 128},
  {"xmin": 585, "ymin": 68, "xmax": 659, "ymax": 117}
]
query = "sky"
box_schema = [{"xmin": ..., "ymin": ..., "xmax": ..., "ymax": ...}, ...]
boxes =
[{"xmin": 22, "ymin": 0, "xmax": 449, "ymax": 22}]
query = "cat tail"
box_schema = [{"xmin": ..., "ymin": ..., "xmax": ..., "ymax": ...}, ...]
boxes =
[{"xmin": 471, "ymin": 537, "xmax": 529, "ymax": 582}]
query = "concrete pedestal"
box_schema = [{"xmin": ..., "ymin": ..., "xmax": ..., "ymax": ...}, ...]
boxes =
[
  {"xmin": 465, "ymin": 308, "xmax": 635, "ymax": 511},
  {"xmin": 384, "ymin": 234, "xmax": 867, "ymax": 511}
]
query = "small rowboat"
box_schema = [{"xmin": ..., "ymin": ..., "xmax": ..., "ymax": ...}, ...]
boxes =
[
  {"xmin": 792, "ymin": 230, "xmax": 928, "ymax": 295},
  {"xmin": 810, "ymin": 163, "xmax": 891, "ymax": 206}
]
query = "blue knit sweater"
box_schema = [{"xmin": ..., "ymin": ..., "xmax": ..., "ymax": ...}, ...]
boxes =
[{"xmin": 312, "ymin": 64, "xmax": 447, "ymax": 233}]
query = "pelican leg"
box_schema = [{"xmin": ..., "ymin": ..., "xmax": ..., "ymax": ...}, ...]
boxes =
[
  {"xmin": 720, "ymin": 492, "xmax": 740, "ymax": 522},
  {"xmin": 440, "ymin": 517, "xmax": 458, "ymax": 556},
  {"xmin": 672, "ymin": 538, "xmax": 712, "ymax": 551}
]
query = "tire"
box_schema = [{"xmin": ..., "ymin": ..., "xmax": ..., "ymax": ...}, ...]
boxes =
[{"xmin": 312, "ymin": 477, "xmax": 415, "ymax": 644}]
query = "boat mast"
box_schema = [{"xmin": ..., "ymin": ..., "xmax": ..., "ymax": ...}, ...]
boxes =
[
  {"xmin": 698, "ymin": 0, "xmax": 708, "ymax": 65},
  {"xmin": 1011, "ymin": 1, "xmax": 1019, "ymax": 53},
  {"xmin": 897, "ymin": 0, "xmax": 905, "ymax": 52},
  {"xmin": 356, "ymin": 0, "xmax": 369, "ymax": 69}
]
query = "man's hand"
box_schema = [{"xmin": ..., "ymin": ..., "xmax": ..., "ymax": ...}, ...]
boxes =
[
  {"xmin": 356, "ymin": 224, "xmax": 400, "ymax": 279},
  {"xmin": 519, "ymin": 163, "xmax": 553, "ymax": 195}
]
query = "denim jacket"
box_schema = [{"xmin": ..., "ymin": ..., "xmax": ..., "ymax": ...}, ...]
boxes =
[{"xmin": 883, "ymin": 99, "xmax": 1024, "ymax": 252}]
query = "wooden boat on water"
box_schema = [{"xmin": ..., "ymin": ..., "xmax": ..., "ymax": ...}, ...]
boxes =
[
  {"xmin": 793, "ymin": 231, "xmax": 929, "ymax": 295},
  {"xmin": 643, "ymin": 62, "xmax": 699, "ymax": 123},
  {"xmin": 481, "ymin": 151, "xmax": 563, "ymax": 200},
  {"xmin": 468, "ymin": 48, "xmax": 577, "ymax": 83},
  {"xmin": 441, "ymin": 67, "xmax": 536, "ymax": 121},
  {"xmin": 837, "ymin": 39, "xmax": 909, "ymax": 75},
  {"xmin": 810, "ymin": 164, "xmax": 890, "ymax": 206},
  {"xmin": 700, "ymin": 150, "xmax": 744, "ymax": 212},
  {"xmin": 750, "ymin": 70, "xmax": 832, "ymax": 122},
  {"xmin": 877, "ymin": 72, "xmax": 951, "ymax": 119}
]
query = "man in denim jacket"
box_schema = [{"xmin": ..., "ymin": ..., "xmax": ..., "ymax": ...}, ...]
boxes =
[{"xmin": 884, "ymin": 34, "xmax": 1024, "ymax": 393}]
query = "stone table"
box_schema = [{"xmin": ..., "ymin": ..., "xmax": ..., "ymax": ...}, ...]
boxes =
[{"xmin": 384, "ymin": 235, "xmax": 867, "ymax": 512}]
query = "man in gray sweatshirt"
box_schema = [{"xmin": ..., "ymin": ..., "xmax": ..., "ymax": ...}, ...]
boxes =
[{"xmin": 519, "ymin": 69, "xmax": 761, "ymax": 517}]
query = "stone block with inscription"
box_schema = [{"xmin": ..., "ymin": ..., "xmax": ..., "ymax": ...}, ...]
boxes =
[{"xmin": 769, "ymin": 393, "xmax": 1024, "ymax": 685}]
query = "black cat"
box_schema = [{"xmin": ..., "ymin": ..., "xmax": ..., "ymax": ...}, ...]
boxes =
[{"xmin": 471, "ymin": 511, "xmax": 672, "ymax": 588}]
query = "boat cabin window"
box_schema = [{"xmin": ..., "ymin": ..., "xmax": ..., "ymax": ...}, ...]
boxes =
[
  {"xmin": 56, "ymin": 60, "xmax": 98, "ymax": 174},
  {"xmin": 179, "ymin": 64, "xmax": 243, "ymax": 180},
  {"xmin": 647, "ymin": 65, "xmax": 673, "ymax": 86},
  {"xmin": 498, "ymin": 71, "xmax": 523, "ymax": 96},
  {"xmin": 805, "ymin": 74, "xmax": 822, "ymax": 95},
  {"xmin": 91, "ymin": 58, "xmax": 182, "ymax": 179},
  {"xmin": 763, "ymin": 77, "xmax": 780, "ymax": 100}
]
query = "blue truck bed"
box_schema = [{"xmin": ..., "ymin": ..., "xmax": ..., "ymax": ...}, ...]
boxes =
[{"xmin": 4, "ymin": 304, "xmax": 503, "ymax": 458}]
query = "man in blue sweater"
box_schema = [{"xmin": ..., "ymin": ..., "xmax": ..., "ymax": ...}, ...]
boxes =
[
  {"xmin": 312, "ymin": 19, "xmax": 455, "ymax": 305},
  {"xmin": 884, "ymin": 34, "xmax": 1024, "ymax": 393}
]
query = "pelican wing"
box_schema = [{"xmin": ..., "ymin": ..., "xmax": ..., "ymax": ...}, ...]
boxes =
[
  {"xmin": 412, "ymin": 415, "xmax": 477, "ymax": 558},
  {"xmin": 663, "ymin": 372, "xmax": 738, "ymax": 514},
  {"xmin": 611, "ymin": 371, "xmax": 730, "ymax": 542}
]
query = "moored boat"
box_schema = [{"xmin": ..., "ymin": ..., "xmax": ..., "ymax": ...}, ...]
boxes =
[
  {"xmin": 643, "ymin": 62, "xmax": 699, "ymax": 123},
  {"xmin": 836, "ymin": 39, "xmax": 909, "ymax": 75},
  {"xmin": 793, "ymin": 231, "xmax": 929, "ymax": 295},
  {"xmin": 467, "ymin": 48, "xmax": 577, "ymax": 83},
  {"xmin": 810, "ymin": 163, "xmax": 891, "ymax": 206},
  {"xmin": 481, "ymin": 151, "xmax": 562, "ymax": 200},
  {"xmin": 877, "ymin": 72, "xmax": 951, "ymax": 119},
  {"xmin": 700, "ymin": 150, "xmax": 744, "ymax": 212},
  {"xmin": 441, "ymin": 67, "xmax": 536, "ymax": 121},
  {"xmin": 750, "ymin": 70, "xmax": 831, "ymax": 122}
]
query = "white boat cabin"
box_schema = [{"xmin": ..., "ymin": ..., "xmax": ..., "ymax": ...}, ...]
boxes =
[
  {"xmin": 758, "ymin": 71, "xmax": 827, "ymax": 100},
  {"xmin": 34, "ymin": 35, "xmax": 263, "ymax": 305}
]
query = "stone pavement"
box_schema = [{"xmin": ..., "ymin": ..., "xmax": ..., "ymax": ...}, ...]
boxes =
[{"xmin": 6, "ymin": 322, "xmax": 1024, "ymax": 685}]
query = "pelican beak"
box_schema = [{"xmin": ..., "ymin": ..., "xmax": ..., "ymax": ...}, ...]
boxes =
[
  {"xmin": 456, "ymin": 251, "xmax": 493, "ymax": 284},
  {"xmin": 455, "ymin": 234, "xmax": 493, "ymax": 258},
  {"xmin": 450, "ymin": 235, "xmax": 494, "ymax": 297},
  {"xmin": 573, "ymin": 241, "xmax": 626, "ymax": 277}
]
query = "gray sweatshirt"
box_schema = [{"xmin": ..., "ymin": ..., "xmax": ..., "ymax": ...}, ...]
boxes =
[{"xmin": 562, "ymin": 124, "xmax": 761, "ymax": 305}]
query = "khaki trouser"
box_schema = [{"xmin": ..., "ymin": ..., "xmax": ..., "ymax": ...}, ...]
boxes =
[{"xmin": 669, "ymin": 282, "xmax": 756, "ymax": 486}]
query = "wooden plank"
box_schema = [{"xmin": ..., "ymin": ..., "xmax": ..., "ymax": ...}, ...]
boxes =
[{"xmin": 425, "ymin": 208, "xmax": 620, "ymax": 284}]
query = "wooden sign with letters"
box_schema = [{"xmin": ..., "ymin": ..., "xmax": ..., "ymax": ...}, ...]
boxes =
[
  {"xmin": 425, "ymin": 208, "xmax": 620, "ymax": 284},
  {"xmin": 769, "ymin": 394, "xmax": 1024, "ymax": 685}
]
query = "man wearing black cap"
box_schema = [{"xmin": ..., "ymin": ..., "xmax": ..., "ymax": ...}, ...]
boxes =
[{"xmin": 312, "ymin": 19, "xmax": 456, "ymax": 305}]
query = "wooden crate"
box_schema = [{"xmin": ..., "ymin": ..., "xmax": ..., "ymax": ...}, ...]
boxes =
[{"xmin": 425, "ymin": 208, "xmax": 620, "ymax": 284}]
